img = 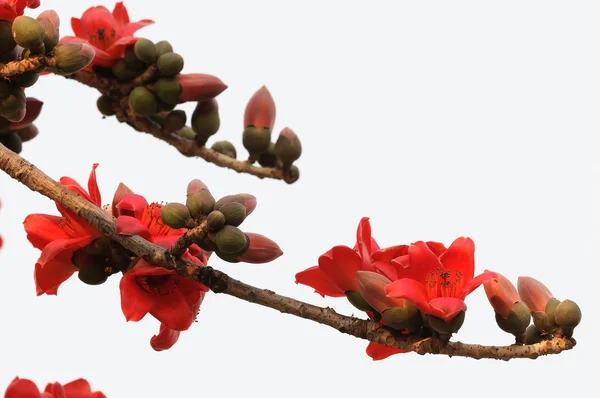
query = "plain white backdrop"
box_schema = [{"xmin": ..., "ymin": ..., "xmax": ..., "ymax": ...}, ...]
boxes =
[{"xmin": 0, "ymin": 0, "xmax": 598, "ymax": 396}]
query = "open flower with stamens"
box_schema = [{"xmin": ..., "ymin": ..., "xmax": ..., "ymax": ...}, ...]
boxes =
[
  {"xmin": 385, "ymin": 238, "xmax": 497, "ymax": 323},
  {"xmin": 0, "ymin": 0, "xmax": 40, "ymax": 22},
  {"xmin": 4, "ymin": 376, "xmax": 106, "ymax": 398}
]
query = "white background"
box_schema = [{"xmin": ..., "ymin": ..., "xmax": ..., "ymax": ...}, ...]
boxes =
[{"xmin": 1, "ymin": 1, "xmax": 598, "ymax": 396}]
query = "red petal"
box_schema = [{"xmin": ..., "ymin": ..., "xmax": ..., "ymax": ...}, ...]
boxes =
[
  {"xmin": 115, "ymin": 216, "xmax": 150, "ymax": 238},
  {"xmin": 59, "ymin": 176, "xmax": 91, "ymax": 202},
  {"xmin": 151, "ymin": 324, "xmax": 181, "ymax": 351},
  {"xmin": 71, "ymin": 17, "xmax": 83, "ymax": 37},
  {"xmin": 385, "ymin": 278, "xmax": 431, "ymax": 314},
  {"xmin": 517, "ymin": 276, "xmax": 554, "ymax": 313},
  {"xmin": 439, "ymin": 237, "xmax": 475, "ymax": 282},
  {"xmin": 5, "ymin": 377, "xmax": 40, "ymax": 398},
  {"xmin": 111, "ymin": 182, "xmax": 134, "ymax": 216},
  {"xmin": 244, "ymin": 86, "xmax": 276, "ymax": 129},
  {"xmin": 319, "ymin": 246, "xmax": 361, "ymax": 292},
  {"xmin": 121, "ymin": 19, "xmax": 154, "ymax": 37},
  {"xmin": 43, "ymin": 382, "xmax": 66, "ymax": 398},
  {"xmin": 112, "ymin": 1, "xmax": 130, "ymax": 25},
  {"xmin": 0, "ymin": 5, "xmax": 17, "ymax": 23},
  {"xmin": 406, "ymin": 241, "xmax": 442, "ymax": 281},
  {"xmin": 295, "ymin": 266, "xmax": 345, "ymax": 297},
  {"xmin": 23, "ymin": 214, "xmax": 71, "ymax": 250},
  {"xmin": 366, "ymin": 342, "xmax": 408, "ymax": 360},
  {"xmin": 105, "ymin": 36, "xmax": 139, "ymax": 56},
  {"xmin": 91, "ymin": 393, "xmax": 107, "ymax": 398},
  {"xmin": 87, "ymin": 163, "xmax": 101, "ymax": 206},
  {"xmin": 484, "ymin": 271, "xmax": 520, "ymax": 318},
  {"xmin": 429, "ymin": 297, "xmax": 467, "ymax": 322},
  {"xmin": 115, "ymin": 193, "xmax": 148, "ymax": 218},
  {"xmin": 459, "ymin": 270, "xmax": 498, "ymax": 300},
  {"xmin": 373, "ymin": 261, "xmax": 398, "ymax": 281},
  {"xmin": 63, "ymin": 379, "xmax": 92, "ymax": 398},
  {"xmin": 371, "ymin": 245, "xmax": 409, "ymax": 263},
  {"xmin": 8, "ymin": 98, "xmax": 43, "ymax": 130},
  {"xmin": 119, "ymin": 270, "xmax": 154, "ymax": 323},
  {"xmin": 354, "ymin": 217, "xmax": 378, "ymax": 271},
  {"xmin": 78, "ymin": 6, "xmax": 118, "ymax": 50},
  {"xmin": 426, "ymin": 241, "xmax": 447, "ymax": 256}
]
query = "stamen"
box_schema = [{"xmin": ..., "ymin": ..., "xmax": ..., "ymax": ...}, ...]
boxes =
[{"xmin": 424, "ymin": 267, "xmax": 464, "ymax": 299}]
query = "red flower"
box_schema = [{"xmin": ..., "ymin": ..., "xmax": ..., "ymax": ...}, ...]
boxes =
[
  {"xmin": 366, "ymin": 342, "xmax": 406, "ymax": 361},
  {"xmin": 120, "ymin": 235, "xmax": 208, "ymax": 350},
  {"xmin": 23, "ymin": 164, "xmax": 104, "ymax": 295},
  {"xmin": 0, "ymin": 0, "xmax": 40, "ymax": 22},
  {"xmin": 4, "ymin": 377, "xmax": 105, "ymax": 398},
  {"xmin": 114, "ymin": 193, "xmax": 185, "ymax": 239},
  {"xmin": 295, "ymin": 217, "xmax": 379, "ymax": 297},
  {"xmin": 244, "ymin": 86, "xmax": 276, "ymax": 130},
  {"xmin": 385, "ymin": 238, "xmax": 497, "ymax": 322},
  {"xmin": 484, "ymin": 271, "xmax": 521, "ymax": 318},
  {"xmin": 517, "ymin": 276, "xmax": 554, "ymax": 313},
  {"xmin": 61, "ymin": 2, "xmax": 153, "ymax": 68}
]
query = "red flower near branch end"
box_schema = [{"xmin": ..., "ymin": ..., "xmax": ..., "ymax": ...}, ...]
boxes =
[{"xmin": 5, "ymin": 377, "xmax": 105, "ymax": 398}]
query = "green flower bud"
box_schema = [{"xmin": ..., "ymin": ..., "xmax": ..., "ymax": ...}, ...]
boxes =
[
  {"xmin": 211, "ymin": 140, "xmax": 237, "ymax": 159},
  {"xmin": 53, "ymin": 42, "xmax": 95, "ymax": 74},
  {"xmin": 124, "ymin": 45, "xmax": 145, "ymax": 70},
  {"xmin": 206, "ymin": 210, "xmax": 226, "ymax": 231},
  {"xmin": 258, "ymin": 142, "xmax": 277, "ymax": 167},
  {"xmin": 215, "ymin": 249, "xmax": 243, "ymax": 263},
  {"xmin": 0, "ymin": 21, "xmax": 16, "ymax": 54},
  {"xmin": 427, "ymin": 311, "xmax": 466, "ymax": 334},
  {"xmin": 285, "ymin": 165, "xmax": 300, "ymax": 184},
  {"xmin": 14, "ymin": 71, "xmax": 39, "ymax": 88},
  {"xmin": 554, "ymin": 299, "xmax": 581, "ymax": 337},
  {"xmin": 155, "ymin": 77, "xmax": 181, "ymax": 105},
  {"xmin": 191, "ymin": 99, "xmax": 220, "ymax": 142},
  {"xmin": 186, "ymin": 190, "xmax": 215, "ymax": 218},
  {"xmin": 345, "ymin": 290, "xmax": 375, "ymax": 312},
  {"xmin": 219, "ymin": 202, "xmax": 247, "ymax": 227},
  {"xmin": 197, "ymin": 236, "xmax": 218, "ymax": 252},
  {"xmin": 164, "ymin": 109, "xmax": 186, "ymax": 132},
  {"xmin": 186, "ymin": 179, "xmax": 209, "ymax": 195},
  {"xmin": 381, "ymin": 301, "xmax": 422, "ymax": 331},
  {"xmin": 274, "ymin": 127, "xmax": 302, "ymax": 168},
  {"xmin": 215, "ymin": 225, "xmax": 248, "ymax": 254},
  {"xmin": 177, "ymin": 126, "xmax": 196, "ymax": 140},
  {"xmin": 36, "ymin": 10, "xmax": 60, "ymax": 51},
  {"xmin": 112, "ymin": 58, "xmax": 139, "ymax": 81},
  {"xmin": 128, "ymin": 86, "xmax": 158, "ymax": 117},
  {"xmin": 157, "ymin": 52, "xmax": 184, "ymax": 76},
  {"xmin": 0, "ymin": 88, "xmax": 25, "ymax": 120},
  {"xmin": 0, "ymin": 132, "xmax": 22, "ymax": 153},
  {"xmin": 532, "ymin": 297, "xmax": 560, "ymax": 333},
  {"xmin": 243, "ymin": 126, "xmax": 271, "ymax": 157},
  {"xmin": 155, "ymin": 40, "xmax": 173, "ymax": 57},
  {"xmin": 96, "ymin": 95, "xmax": 115, "ymax": 116},
  {"xmin": 11, "ymin": 16, "xmax": 45, "ymax": 50},
  {"xmin": 214, "ymin": 194, "xmax": 257, "ymax": 216},
  {"xmin": 524, "ymin": 325, "xmax": 543, "ymax": 345},
  {"xmin": 160, "ymin": 202, "xmax": 191, "ymax": 229},
  {"xmin": 495, "ymin": 301, "xmax": 531, "ymax": 337},
  {"xmin": 134, "ymin": 38, "xmax": 157, "ymax": 64}
]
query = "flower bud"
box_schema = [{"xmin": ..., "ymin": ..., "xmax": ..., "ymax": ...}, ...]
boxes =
[
  {"xmin": 11, "ymin": 16, "xmax": 45, "ymax": 50},
  {"xmin": 191, "ymin": 99, "xmax": 220, "ymax": 142},
  {"xmin": 524, "ymin": 325, "xmax": 543, "ymax": 344},
  {"xmin": 517, "ymin": 276, "xmax": 554, "ymax": 313},
  {"xmin": 96, "ymin": 95, "xmax": 115, "ymax": 116},
  {"xmin": 258, "ymin": 142, "xmax": 277, "ymax": 167},
  {"xmin": 0, "ymin": 87, "xmax": 26, "ymax": 121},
  {"xmin": 36, "ymin": 9, "xmax": 60, "ymax": 51},
  {"xmin": 112, "ymin": 58, "xmax": 138, "ymax": 81},
  {"xmin": 244, "ymin": 85, "xmax": 275, "ymax": 130},
  {"xmin": 206, "ymin": 210, "xmax": 225, "ymax": 231},
  {"xmin": 215, "ymin": 193, "xmax": 257, "ymax": 216},
  {"xmin": 0, "ymin": 132, "xmax": 22, "ymax": 153},
  {"xmin": 211, "ymin": 140, "xmax": 237, "ymax": 159},
  {"xmin": 177, "ymin": 126, "xmax": 196, "ymax": 140},
  {"xmin": 484, "ymin": 271, "xmax": 520, "ymax": 319},
  {"xmin": 554, "ymin": 299, "xmax": 581, "ymax": 337},
  {"xmin": 157, "ymin": 52, "xmax": 184, "ymax": 76},
  {"xmin": 134, "ymin": 38, "xmax": 157, "ymax": 64},
  {"xmin": 160, "ymin": 202, "xmax": 191, "ymax": 229},
  {"xmin": 178, "ymin": 73, "xmax": 227, "ymax": 102},
  {"xmin": 494, "ymin": 301, "xmax": 531, "ymax": 337},
  {"xmin": 381, "ymin": 302, "xmax": 422, "ymax": 332},
  {"xmin": 275, "ymin": 127, "xmax": 302, "ymax": 168},
  {"xmin": 235, "ymin": 233, "xmax": 282, "ymax": 264},
  {"xmin": 427, "ymin": 311, "xmax": 466, "ymax": 334},
  {"xmin": 124, "ymin": 45, "xmax": 145, "ymax": 70},
  {"xmin": 15, "ymin": 70, "xmax": 39, "ymax": 88},
  {"xmin": 345, "ymin": 290, "xmax": 375, "ymax": 312},
  {"xmin": 219, "ymin": 202, "xmax": 246, "ymax": 227},
  {"xmin": 53, "ymin": 42, "xmax": 95, "ymax": 74},
  {"xmin": 285, "ymin": 165, "xmax": 300, "ymax": 184},
  {"xmin": 356, "ymin": 271, "xmax": 402, "ymax": 313},
  {"xmin": 215, "ymin": 225, "xmax": 248, "ymax": 254},
  {"xmin": 129, "ymin": 86, "xmax": 158, "ymax": 117},
  {"xmin": 0, "ymin": 21, "xmax": 16, "ymax": 54},
  {"xmin": 532, "ymin": 297, "xmax": 560, "ymax": 333},
  {"xmin": 216, "ymin": 250, "xmax": 242, "ymax": 263},
  {"xmin": 17, "ymin": 124, "xmax": 39, "ymax": 142},
  {"xmin": 243, "ymin": 126, "xmax": 271, "ymax": 157},
  {"xmin": 155, "ymin": 77, "xmax": 181, "ymax": 105},
  {"xmin": 72, "ymin": 249, "xmax": 109, "ymax": 286},
  {"xmin": 186, "ymin": 179, "xmax": 209, "ymax": 195},
  {"xmin": 164, "ymin": 110, "xmax": 186, "ymax": 132},
  {"xmin": 186, "ymin": 189, "xmax": 215, "ymax": 218},
  {"xmin": 155, "ymin": 40, "xmax": 173, "ymax": 57}
]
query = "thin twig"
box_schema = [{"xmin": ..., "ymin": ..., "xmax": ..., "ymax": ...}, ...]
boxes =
[
  {"xmin": 0, "ymin": 144, "xmax": 576, "ymax": 360},
  {"xmin": 166, "ymin": 222, "xmax": 208, "ymax": 258},
  {"xmin": 0, "ymin": 55, "xmax": 56, "ymax": 76}
]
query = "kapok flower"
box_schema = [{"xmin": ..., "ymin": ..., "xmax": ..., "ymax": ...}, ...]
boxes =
[
  {"xmin": 295, "ymin": 217, "xmax": 380, "ymax": 297},
  {"xmin": 517, "ymin": 276, "xmax": 554, "ymax": 313},
  {"xmin": 120, "ymin": 235, "xmax": 208, "ymax": 351},
  {"xmin": 0, "ymin": 0, "xmax": 40, "ymax": 22},
  {"xmin": 61, "ymin": 2, "xmax": 153, "ymax": 68},
  {"xmin": 385, "ymin": 238, "xmax": 497, "ymax": 323},
  {"xmin": 23, "ymin": 164, "xmax": 104, "ymax": 295},
  {"xmin": 5, "ymin": 377, "xmax": 106, "ymax": 398}
]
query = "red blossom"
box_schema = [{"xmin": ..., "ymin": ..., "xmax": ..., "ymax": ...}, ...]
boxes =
[
  {"xmin": 4, "ymin": 377, "xmax": 105, "ymax": 398},
  {"xmin": 61, "ymin": 2, "xmax": 153, "ymax": 68},
  {"xmin": 385, "ymin": 238, "xmax": 497, "ymax": 323},
  {"xmin": 23, "ymin": 164, "xmax": 104, "ymax": 295},
  {"xmin": 0, "ymin": 0, "xmax": 40, "ymax": 22}
]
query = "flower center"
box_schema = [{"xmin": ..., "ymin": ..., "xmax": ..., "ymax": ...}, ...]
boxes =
[
  {"xmin": 424, "ymin": 267, "xmax": 464, "ymax": 299},
  {"xmin": 87, "ymin": 26, "xmax": 118, "ymax": 50},
  {"xmin": 141, "ymin": 203, "xmax": 181, "ymax": 236},
  {"xmin": 136, "ymin": 274, "xmax": 180, "ymax": 296}
]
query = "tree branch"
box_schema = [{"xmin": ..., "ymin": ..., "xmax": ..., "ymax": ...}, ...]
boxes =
[
  {"xmin": 0, "ymin": 143, "xmax": 576, "ymax": 360},
  {"xmin": 48, "ymin": 68, "xmax": 297, "ymax": 183},
  {"xmin": 0, "ymin": 55, "xmax": 56, "ymax": 77}
]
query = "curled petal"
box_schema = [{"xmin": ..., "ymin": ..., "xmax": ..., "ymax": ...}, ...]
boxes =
[
  {"xmin": 319, "ymin": 246, "xmax": 361, "ymax": 292},
  {"xmin": 484, "ymin": 271, "xmax": 520, "ymax": 319},
  {"xmin": 115, "ymin": 193, "xmax": 148, "ymax": 218},
  {"xmin": 111, "ymin": 182, "xmax": 134, "ymax": 216},
  {"xmin": 87, "ymin": 164, "xmax": 101, "ymax": 206},
  {"xmin": 151, "ymin": 324, "xmax": 181, "ymax": 351},
  {"xmin": 517, "ymin": 276, "xmax": 554, "ymax": 313},
  {"xmin": 121, "ymin": 19, "xmax": 154, "ymax": 37},
  {"xmin": 112, "ymin": 1, "xmax": 130, "ymax": 25},
  {"xmin": 385, "ymin": 278, "xmax": 430, "ymax": 314},
  {"xmin": 114, "ymin": 215, "xmax": 151, "ymax": 238},
  {"xmin": 459, "ymin": 271, "xmax": 498, "ymax": 300},
  {"xmin": 428, "ymin": 297, "xmax": 467, "ymax": 322},
  {"xmin": 354, "ymin": 217, "xmax": 379, "ymax": 271},
  {"xmin": 356, "ymin": 271, "xmax": 403, "ymax": 313},
  {"xmin": 63, "ymin": 379, "xmax": 93, "ymax": 398},
  {"xmin": 295, "ymin": 266, "xmax": 345, "ymax": 298},
  {"xmin": 366, "ymin": 342, "xmax": 408, "ymax": 360}
]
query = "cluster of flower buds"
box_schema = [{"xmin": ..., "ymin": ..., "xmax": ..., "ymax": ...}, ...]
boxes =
[
  {"xmin": 160, "ymin": 178, "xmax": 283, "ymax": 264},
  {"xmin": 5, "ymin": 376, "xmax": 105, "ymax": 398},
  {"xmin": 242, "ymin": 86, "xmax": 302, "ymax": 180}
]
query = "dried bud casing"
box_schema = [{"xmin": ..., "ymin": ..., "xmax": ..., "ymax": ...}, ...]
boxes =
[
  {"xmin": 155, "ymin": 77, "xmax": 182, "ymax": 105},
  {"xmin": 554, "ymin": 299, "xmax": 581, "ymax": 337},
  {"xmin": 206, "ymin": 210, "xmax": 226, "ymax": 231},
  {"xmin": 134, "ymin": 38, "xmax": 157, "ymax": 64},
  {"xmin": 0, "ymin": 21, "xmax": 16, "ymax": 54},
  {"xmin": 258, "ymin": 142, "xmax": 277, "ymax": 167},
  {"xmin": 214, "ymin": 194, "xmax": 257, "ymax": 216},
  {"xmin": 155, "ymin": 40, "xmax": 173, "ymax": 57},
  {"xmin": 381, "ymin": 302, "xmax": 422, "ymax": 332},
  {"xmin": 532, "ymin": 297, "xmax": 560, "ymax": 333},
  {"xmin": 524, "ymin": 325, "xmax": 543, "ymax": 344},
  {"xmin": 235, "ymin": 233, "xmax": 282, "ymax": 264},
  {"xmin": 191, "ymin": 99, "xmax": 220, "ymax": 141},
  {"xmin": 345, "ymin": 290, "xmax": 375, "ymax": 312}
]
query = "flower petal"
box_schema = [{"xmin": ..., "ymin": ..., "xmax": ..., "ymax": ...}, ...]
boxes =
[
  {"xmin": 86, "ymin": 163, "xmax": 101, "ymax": 206},
  {"xmin": 150, "ymin": 324, "xmax": 181, "ymax": 351},
  {"xmin": 71, "ymin": 17, "xmax": 83, "ymax": 37},
  {"xmin": 371, "ymin": 245, "xmax": 409, "ymax": 263},
  {"xmin": 112, "ymin": 1, "xmax": 130, "ymax": 25},
  {"xmin": 23, "ymin": 214, "xmax": 71, "ymax": 250},
  {"xmin": 119, "ymin": 268, "xmax": 154, "ymax": 323},
  {"xmin": 426, "ymin": 241, "xmax": 447, "ymax": 256},
  {"xmin": 121, "ymin": 19, "xmax": 154, "ymax": 37},
  {"xmin": 439, "ymin": 237, "xmax": 475, "ymax": 282},
  {"xmin": 114, "ymin": 215, "xmax": 150, "ymax": 238},
  {"xmin": 319, "ymin": 246, "xmax": 361, "ymax": 292},
  {"xmin": 115, "ymin": 193, "xmax": 148, "ymax": 218},
  {"xmin": 429, "ymin": 297, "xmax": 467, "ymax": 322},
  {"xmin": 63, "ymin": 379, "xmax": 92, "ymax": 398},
  {"xmin": 406, "ymin": 241, "xmax": 442, "ymax": 281},
  {"xmin": 105, "ymin": 36, "xmax": 139, "ymax": 56},
  {"xmin": 354, "ymin": 217, "xmax": 378, "ymax": 270},
  {"xmin": 366, "ymin": 342, "xmax": 408, "ymax": 360},
  {"xmin": 5, "ymin": 377, "xmax": 40, "ymax": 398},
  {"xmin": 295, "ymin": 266, "xmax": 345, "ymax": 297},
  {"xmin": 517, "ymin": 276, "xmax": 554, "ymax": 313},
  {"xmin": 385, "ymin": 278, "xmax": 431, "ymax": 314},
  {"xmin": 484, "ymin": 271, "xmax": 520, "ymax": 319},
  {"xmin": 459, "ymin": 270, "xmax": 498, "ymax": 300}
]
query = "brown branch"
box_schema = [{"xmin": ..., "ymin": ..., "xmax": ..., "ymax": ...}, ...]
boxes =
[
  {"xmin": 0, "ymin": 144, "xmax": 577, "ymax": 360},
  {"xmin": 166, "ymin": 222, "xmax": 208, "ymax": 258},
  {"xmin": 0, "ymin": 55, "xmax": 56, "ymax": 77},
  {"xmin": 49, "ymin": 69, "xmax": 296, "ymax": 183}
]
